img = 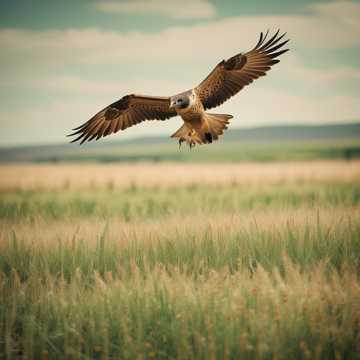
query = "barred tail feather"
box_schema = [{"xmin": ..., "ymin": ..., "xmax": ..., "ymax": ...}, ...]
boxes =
[{"xmin": 203, "ymin": 113, "xmax": 233, "ymax": 141}]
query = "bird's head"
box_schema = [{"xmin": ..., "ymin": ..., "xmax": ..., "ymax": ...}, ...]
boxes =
[{"xmin": 170, "ymin": 93, "xmax": 191, "ymax": 110}]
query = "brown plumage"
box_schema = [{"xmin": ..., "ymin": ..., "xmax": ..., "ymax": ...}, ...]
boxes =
[
  {"xmin": 68, "ymin": 30, "xmax": 289, "ymax": 147},
  {"xmin": 69, "ymin": 95, "xmax": 176, "ymax": 144}
]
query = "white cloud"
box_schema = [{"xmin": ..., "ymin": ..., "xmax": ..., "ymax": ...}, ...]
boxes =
[
  {"xmin": 95, "ymin": 0, "xmax": 216, "ymax": 19},
  {"xmin": 3, "ymin": 55, "xmax": 359, "ymax": 100},
  {"xmin": 0, "ymin": 74, "xmax": 192, "ymax": 99},
  {"xmin": 278, "ymin": 53, "xmax": 360, "ymax": 94},
  {"xmin": 310, "ymin": 0, "xmax": 360, "ymax": 22},
  {"xmin": 225, "ymin": 90, "xmax": 360, "ymax": 126},
  {"xmin": 1, "ymin": 0, "xmax": 360, "ymax": 73}
]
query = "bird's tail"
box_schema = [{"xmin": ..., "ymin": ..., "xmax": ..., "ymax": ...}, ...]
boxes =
[
  {"xmin": 201, "ymin": 113, "xmax": 233, "ymax": 142},
  {"xmin": 170, "ymin": 113, "xmax": 233, "ymax": 147}
]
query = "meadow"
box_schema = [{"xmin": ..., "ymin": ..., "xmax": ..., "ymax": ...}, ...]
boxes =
[{"xmin": 0, "ymin": 161, "xmax": 360, "ymax": 359}]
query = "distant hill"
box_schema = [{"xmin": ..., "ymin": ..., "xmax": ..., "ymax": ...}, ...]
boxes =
[
  {"xmin": 224, "ymin": 123, "xmax": 360, "ymax": 141},
  {"xmin": 1, "ymin": 123, "xmax": 360, "ymax": 163}
]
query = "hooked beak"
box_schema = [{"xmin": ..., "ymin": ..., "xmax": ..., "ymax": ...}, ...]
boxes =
[{"xmin": 169, "ymin": 100, "xmax": 177, "ymax": 110}]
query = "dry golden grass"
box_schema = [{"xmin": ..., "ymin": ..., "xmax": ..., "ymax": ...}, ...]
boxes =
[
  {"xmin": 1, "ymin": 160, "xmax": 359, "ymax": 359},
  {"xmin": 1, "ymin": 203, "xmax": 359, "ymax": 359},
  {"xmin": 1, "ymin": 206, "xmax": 358, "ymax": 250},
  {"xmin": 1, "ymin": 160, "xmax": 360, "ymax": 190}
]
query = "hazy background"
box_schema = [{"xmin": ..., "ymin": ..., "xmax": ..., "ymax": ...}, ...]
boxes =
[{"xmin": 1, "ymin": 0, "xmax": 359, "ymax": 147}]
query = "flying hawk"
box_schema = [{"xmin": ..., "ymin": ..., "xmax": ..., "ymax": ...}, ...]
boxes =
[{"xmin": 69, "ymin": 30, "xmax": 289, "ymax": 147}]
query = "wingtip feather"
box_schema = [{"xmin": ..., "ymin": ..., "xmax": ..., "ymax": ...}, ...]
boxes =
[
  {"xmin": 265, "ymin": 39, "xmax": 290, "ymax": 54},
  {"xmin": 269, "ymin": 48, "xmax": 289, "ymax": 59}
]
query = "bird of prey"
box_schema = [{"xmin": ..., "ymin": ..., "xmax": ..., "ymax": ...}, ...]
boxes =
[{"xmin": 69, "ymin": 30, "xmax": 289, "ymax": 147}]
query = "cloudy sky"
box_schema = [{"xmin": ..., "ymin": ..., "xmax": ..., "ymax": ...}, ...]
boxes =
[{"xmin": 1, "ymin": 0, "xmax": 359, "ymax": 146}]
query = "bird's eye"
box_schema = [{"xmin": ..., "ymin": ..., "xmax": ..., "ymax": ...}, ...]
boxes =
[{"xmin": 178, "ymin": 99, "xmax": 182, "ymax": 103}]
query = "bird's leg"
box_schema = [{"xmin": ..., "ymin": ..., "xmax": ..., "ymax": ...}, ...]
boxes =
[
  {"xmin": 177, "ymin": 130, "xmax": 197, "ymax": 149},
  {"xmin": 186, "ymin": 130, "xmax": 197, "ymax": 149}
]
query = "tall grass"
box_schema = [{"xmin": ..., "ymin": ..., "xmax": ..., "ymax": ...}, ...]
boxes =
[
  {"xmin": 1, "ymin": 212, "xmax": 359, "ymax": 359},
  {"xmin": 1, "ymin": 182, "xmax": 359, "ymax": 222},
  {"xmin": 0, "ymin": 162, "xmax": 359, "ymax": 359}
]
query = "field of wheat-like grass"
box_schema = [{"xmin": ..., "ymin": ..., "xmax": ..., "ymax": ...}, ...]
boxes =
[{"xmin": 0, "ymin": 161, "xmax": 359, "ymax": 359}]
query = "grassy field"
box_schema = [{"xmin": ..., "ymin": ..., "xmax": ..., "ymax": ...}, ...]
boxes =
[
  {"xmin": 1, "ymin": 161, "xmax": 360, "ymax": 359},
  {"xmin": 61, "ymin": 139, "xmax": 360, "ymax": 163},
  {"xmin": 2, "ymin": 138, "xmax": 360, "ymax": 164}
]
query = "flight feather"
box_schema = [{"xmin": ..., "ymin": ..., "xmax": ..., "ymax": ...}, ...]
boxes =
[
  {"xmin": 68, "ymin": 95, "xmax": 176, "ymax": 144},
  {"xmin": 195, "ymin": 30, "xmax": 289, "ymax": 110}
]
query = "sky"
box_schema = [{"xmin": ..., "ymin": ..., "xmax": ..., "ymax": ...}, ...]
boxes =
[{"xmin": 0, "ymin": 0, "xmax": 359, "ymax": 146}]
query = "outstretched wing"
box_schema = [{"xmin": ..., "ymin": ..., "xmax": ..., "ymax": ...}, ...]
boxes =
[
  {"xmin": 68, "ymin": 94, "xmax": 177, "ymax": 144},
  {"xmin": 195, "ymin": 30, "xmax": 289, "ymax": 110}
]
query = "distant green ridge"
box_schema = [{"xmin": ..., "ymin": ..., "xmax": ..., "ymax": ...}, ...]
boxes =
[{"xmin": 1, "ymin": 122, "xmax": 360, "ymax": 163}]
